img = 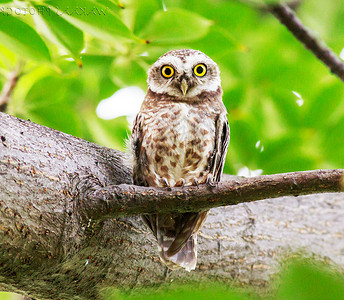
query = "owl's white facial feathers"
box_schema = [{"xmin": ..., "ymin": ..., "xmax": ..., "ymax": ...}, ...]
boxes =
[{"xmin": 147, "ymin": 49, "xmax": 221, "ymax": 99}]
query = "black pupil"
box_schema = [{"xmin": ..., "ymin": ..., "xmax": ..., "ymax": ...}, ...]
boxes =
[
  {"xmin": 197, "ymin": 66, "xmax": 204, "ymax": 74},
  {"xmin": 164, "ymin": 68, "xmax": 171, "ymax": 75}
]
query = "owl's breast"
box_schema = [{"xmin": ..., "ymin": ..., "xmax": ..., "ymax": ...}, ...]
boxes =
[{"xmin": 141, "ymin": 102, "xmax": 216, "ymax": 187}]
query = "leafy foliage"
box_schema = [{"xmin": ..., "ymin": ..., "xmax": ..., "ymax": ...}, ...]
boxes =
[
  {"xmin": 0, "ymin": 0, "xmax": 343, "ymax": 176},
  {"xmin": 104, "ymin": 259, "xmax": 344, "ymax": 300}
]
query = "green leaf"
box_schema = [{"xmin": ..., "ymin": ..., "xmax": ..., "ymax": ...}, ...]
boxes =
[
  {"xmin": 187, "ymin": 26, "xmax": 235, "ymax": 58},
  {"xmin": 278, "ymin": 261, "xmax": 344, "ymax": 300},
  {"xmin": 0, "ymin": 292, "xmax": 16, "ymax": 300},
  {"xmin": 0, "ymin": 14, "xmax": 51, "ymax": 62},
  {"xmin": 83, "ymin": 113, "xmax": 129, "ymax": 150},
  {"xmin": 23, "ymin": 74, "xmax": 84, "ymax": 137},
  {"xmin": 105, "ymin": 283, "xmax": 252, "ymax": 300},
  {"xmin": 78, "ymin": 54, "xmax": 119, "ymax": 101},
  {"xmin": 31, "ymin": 4, "xmax": 84, "ymax": 62},
  {"xmin": 304, "ymin": 81, "xmax": 344, "ymax": 129},
  {"xmin": 46, "ymin": 0, "xmax": 138, "ymax": 43},
  {"xmin": 95, "ymin": 0, "xmax": 123, "ymax": 11},
  {"xmin": 230, "ymin": 119, "xmax": 260, "ymax": 167},
  {"xmin": 140, "ymin": 8, "xmax": 213, "ymax": 44},
  {"xmin": 131, "ymin": 0, "xmax": 160, "ymax": 35},
  {"xmin": 0, "ymin": 43, "xmax": 17, "ymax": 69},
  {"xmin": 322, "ymin": 116, "xmax": 344, "ymax": 166},
  {"xmin": 259, "ymin": 135, "xmax": 314, "ymax": 173},
  {"xmin": 111, "ymin": 57, "xmax": 147, "ymax": 89}
]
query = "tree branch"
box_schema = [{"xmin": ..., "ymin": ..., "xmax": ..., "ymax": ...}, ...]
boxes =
[
  {"xmin": 75, "ymin": 169, "xmax": 344, "ymax": 220},
  {"xmin": 0, "ymin": 62, "xmax": 24, "ymax": 112},
  {"xmin": 268, "ymin": 3, "xmax": 344, "ymax": 82}
]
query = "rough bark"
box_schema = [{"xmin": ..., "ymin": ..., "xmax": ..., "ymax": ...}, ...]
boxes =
[{"xmin": 1, "ymin": 112, "xmax": 344, "ymax": 299}]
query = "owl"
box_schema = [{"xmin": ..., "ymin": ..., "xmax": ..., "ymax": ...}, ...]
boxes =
[{"xmin": 131, "ymin": 49, "xmax": 229, "ymax": 271}]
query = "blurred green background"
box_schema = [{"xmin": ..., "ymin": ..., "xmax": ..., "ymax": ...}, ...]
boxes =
[
  {"xmin": 1, "ymin": 0, "xmax": 344, "ymax": 176},
  {"xmin": 1, "ymin": 0, "xmax": 344, "ymax": 298}
]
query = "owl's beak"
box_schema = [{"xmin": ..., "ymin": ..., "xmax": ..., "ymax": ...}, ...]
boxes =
[{"xmin": 180, "ymin": 78, "xmax": 188, "ymax": 96}]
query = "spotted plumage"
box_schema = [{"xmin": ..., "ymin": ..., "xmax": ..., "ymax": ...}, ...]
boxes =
[{"xmin": 131, "ymin": 49, "xmax": 229, "ymax": 271}]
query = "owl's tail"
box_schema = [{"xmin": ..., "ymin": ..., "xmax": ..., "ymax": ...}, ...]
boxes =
[
  {"xmin": 142, "ymin": 212, "xmax": 207, "ymax": 271},
  {"xmin": 157, "ymin": 233, "xmax": 197, "ymax": 272}
]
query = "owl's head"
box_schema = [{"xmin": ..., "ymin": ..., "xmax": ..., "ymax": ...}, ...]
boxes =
[{"xmin": 147, "ymin": 49, "xmax": 221, "ymax": 99}]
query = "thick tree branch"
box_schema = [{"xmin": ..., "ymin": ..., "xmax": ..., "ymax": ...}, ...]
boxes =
[
  {"xmin": 1, "ymin": 111, "xmax": 344, "ymax": 299},
  {"xmin": 268, "ymin": 3, "xmax": 344, "ymax": 82}
]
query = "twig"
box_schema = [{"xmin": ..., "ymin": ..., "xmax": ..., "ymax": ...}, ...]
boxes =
[
  {"xmin": 0, "ymin": 61, "xmax": 24, "ymax": 112},
  {"xmin": 268, "ymin": 3, "xmax": 344, "ymax": 82},
  {"xmin": 75, "ymin": 169, "xmax": 344, "ymax": 219}
]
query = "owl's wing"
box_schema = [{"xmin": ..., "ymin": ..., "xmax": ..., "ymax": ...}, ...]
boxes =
[
  {"xmin": 210, "ymin": 113, "xmax": 230, "ymax": 183},
  {"xmin": 131, "ymin": 113, "xmax": 159, "ymax": 236},
  {"xmin": 131, "ymin": 113, "xmax": 147, "ymax": 186}
]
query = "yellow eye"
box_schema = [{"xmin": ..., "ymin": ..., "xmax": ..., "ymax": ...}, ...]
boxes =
[
  {"xmin": 193, "ymin": 64, "xmax": 207, "ymax": 77},
  {"xmin": 161, "ymin": 65, "xmax": 174, "ymax": 78}
]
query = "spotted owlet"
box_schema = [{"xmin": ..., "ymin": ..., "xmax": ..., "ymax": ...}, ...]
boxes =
[{"xmin": 131, "ymin": 49, "xmax": 229, "ymax": 271}]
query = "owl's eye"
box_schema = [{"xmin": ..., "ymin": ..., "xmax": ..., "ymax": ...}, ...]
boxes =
[
  {"xmin": 161, "ymin": 65, "xmax": 174, "ymax": 78},
  {"xmin": 193, "ymin": 64, "xmax": 207, "ymax": 77}
]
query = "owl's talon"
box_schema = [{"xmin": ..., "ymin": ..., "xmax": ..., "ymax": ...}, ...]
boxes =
[
  {"xmin": 162, "ymin": 178, "xmax": 170, "ymax": 187},
  {"xmin": 193, "ymin": 178, "xmax": 199, "ymax": 187},
  {"xmin": 206, "ymin": 175, "xmax": 216, "ymax": 187}
]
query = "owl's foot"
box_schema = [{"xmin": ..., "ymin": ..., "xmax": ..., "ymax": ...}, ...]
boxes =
[
  {"xmin": 206, "ymin": 174, "xmax": 216, "ymax": 187},
  {"xmin": 193, "ymin": 178, "xmax": 199, "ymax": 187},
  {"xmin": 175, "ymin": 178, "xmax": 186, "ymax": 187},
  {"xmin": 162, "ymin": 177, "xmax": 170, "ymax": 187}
]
